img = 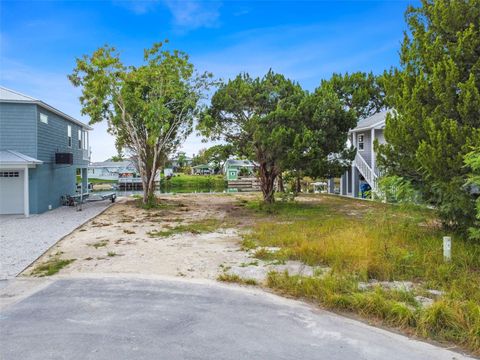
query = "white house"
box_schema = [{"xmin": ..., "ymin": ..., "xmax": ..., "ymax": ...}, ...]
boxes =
[
  {"xmin": 328, "ymin": 110, "xmax": 389, "ymax": 197},
  {"xmin": 88, "ymin": 160, "xmax": 137, "ymax": 181}
]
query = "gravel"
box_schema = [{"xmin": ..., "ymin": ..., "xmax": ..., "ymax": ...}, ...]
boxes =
[{"xmin": 0, "ymin": 201, "xmax": 112, "ymax": 279}]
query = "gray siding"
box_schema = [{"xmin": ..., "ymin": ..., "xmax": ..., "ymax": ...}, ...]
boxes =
[
  {"xmin": 33, "ymin": 105, "xmax": 88, "ymax": 213},
  {"xmin": 355, "ymin": 131, "xmax": 372, "ymax": 167},
  {"xmin": 0, "ymin": 103, "xmax": 37, "ymax": 157},
  {"xmin": 0, "ymin": 102, "xmax": 89, "ymax": 214},
  {"xmin": 376, "ymin": 129, "xmax": 386, "ymax": 145},
  {"xmin": 36, "ymin": 105, "xmax": 88, "ymax": 166},
  {"xmin": 29, "ymin": 163, "xmax": 78, "ymax": 214}
]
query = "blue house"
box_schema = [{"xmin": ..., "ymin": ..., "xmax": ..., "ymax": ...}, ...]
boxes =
[
  {"xmin": 0, "ymin": 86, "xmax": 92, "ymax": 216},
  {"xmin": 327, "ymin": 111, "xmax": 388, "ymax": 197}
]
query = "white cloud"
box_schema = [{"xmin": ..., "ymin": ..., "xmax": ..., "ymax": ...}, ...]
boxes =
[
  {"xmin": 114, "ymin": 0, "xmax": 221, "ymax": 31},
  {"xmin": 192, "ymin": 22, "xmax": 400, "ymax": 90},
  {"xmin": 163, "ymin": 0, "xmax": 221, "ymax": 30},
  {"xmin": 113, "ymin": 0, "xmax": 160, "ymax": 15}
]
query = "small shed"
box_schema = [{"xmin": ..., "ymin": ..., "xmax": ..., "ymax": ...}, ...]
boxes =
[{"xmin": 227, "ymin": 167, "xmax": 239, "ymax": 181}]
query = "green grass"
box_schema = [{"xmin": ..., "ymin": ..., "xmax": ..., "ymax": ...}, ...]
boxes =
[
  {"xmin": 161, "ymin": 174, "xmax": 226, "ymax": 193},
  {"xmin": 31, "ymin": 258, "xmax": 75, "ymax": 276},
  {"xmin": 242, "ymin": 195, "xmax": 480, "ymax": 354},
  {"xmin": 148, "ymin": 218, "xmax": 223, "ymax": 237},
  {"xmin": 217, "ymin": 273, "xmax": 258, "ymax": 285}
]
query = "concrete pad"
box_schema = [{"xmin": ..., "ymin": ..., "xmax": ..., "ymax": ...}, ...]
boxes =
[
  {"xmin": 0, "ymin": 201, "xmax": 112, "ymax": 279},
  {"xmin": 0, "ymin": 277, "xmax": 474, "ymax": 360}
]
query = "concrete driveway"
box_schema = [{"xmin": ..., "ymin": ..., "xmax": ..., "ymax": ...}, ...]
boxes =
[
  {"xmin": 0, "ymin": 276, "xmax": 474, "ymax": 360},
  {"xmin": 0, "ymin": 201, "xmax": 111, "ymax": 279}
]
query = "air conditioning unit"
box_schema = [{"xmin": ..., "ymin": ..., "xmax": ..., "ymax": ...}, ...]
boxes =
[{"xmin": 55, "ymin": 152, "xmax": 73, "ymax": 165}]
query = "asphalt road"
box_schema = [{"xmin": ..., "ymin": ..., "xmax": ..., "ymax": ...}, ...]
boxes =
[{"xmin": 0, "ymin": 277, "xmax": 474, "ymax": 360}]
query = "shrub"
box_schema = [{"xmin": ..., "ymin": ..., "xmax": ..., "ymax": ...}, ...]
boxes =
[{"xmin": 376, "ymin": 175, "xmax": 421, "ymax": 204}]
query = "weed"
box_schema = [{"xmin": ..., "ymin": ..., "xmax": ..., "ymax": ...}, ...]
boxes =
[
  {"xmin": 123, "ymin": 229, "xmax": 136, "ymax": 234},
  {"xmin": 148, "ymin": 219, "xmax": 223, "ymax": 237},
  {"xmin": 31, "ymin": 258, "xmax": 75, "ymax": 277},
  {"xmin": 240, "ymin": 261, "xmax": 259, "ymax": 267},
  {"xmin": 241, "ymin": 238, "xmax": 257, "ymax": 250},
  {"xmin": 88, "ymin": 240, "xmax": 109, "ymax": 249},
  {"xmin": 217, "ymin": 273, "xmax": 258, "ymax": 285},
  {"xmin": 241, "ymin": 195, "xmax": 480, "ymax": 354},
  {"xmin": 107, "ymin": 251, "xmax": 117, "ymax": 257}
]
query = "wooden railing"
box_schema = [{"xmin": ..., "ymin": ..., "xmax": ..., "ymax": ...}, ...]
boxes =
[{"xmin": 355, "ymin": 153, "xmax": 378, "ymax": 191}]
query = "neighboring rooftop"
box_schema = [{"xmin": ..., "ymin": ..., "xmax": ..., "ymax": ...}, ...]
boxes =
[
  {"xmin": 89, "ymin": 160, "xmax": 135, "ymax": 168},
  {"xmin": 225, "ymin": 159, "xmax": 256, "ymax": 167},
  {"xmin": 351, "ymin": 110, "xmax": 391, "ymax": 132},
  {"xmin": 0, "ymin": 150, "xmax": 43, "ymax": 165},
  {"xmin": 0, "ymin": 86, "xmax": 92, "ymax": 130}
]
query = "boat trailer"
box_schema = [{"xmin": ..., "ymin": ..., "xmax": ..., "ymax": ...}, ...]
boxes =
[{"xmin": 62, "ymin": 192, "xmax": 116, "ymax": 211}]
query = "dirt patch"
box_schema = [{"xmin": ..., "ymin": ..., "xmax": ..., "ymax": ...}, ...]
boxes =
[{"xmin": 23, "ymin": 194, "xmax": 261, "ymax": 280}]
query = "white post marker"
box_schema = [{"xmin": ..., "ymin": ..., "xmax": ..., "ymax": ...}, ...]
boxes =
[{"xmin": 443, "ymin": 236, "xmax": 451, "ymax": 262}]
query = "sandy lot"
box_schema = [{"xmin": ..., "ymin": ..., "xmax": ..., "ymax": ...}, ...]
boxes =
[{"xmin": 22, "ymin": 194, "xmax": 262, "ymax": 280}]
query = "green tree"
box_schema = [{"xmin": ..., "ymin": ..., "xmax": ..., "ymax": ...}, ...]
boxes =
[
  {"xmin": 191, "ymin": 148, "xmax": 208, "ymax": 167},
  {"xmin": 377, "ymin": 0, "xmax": 480, "ymax": 231},
  {"xmin": 327, "ymin": 72, "xmax": 385, "ymax": 120},
  {"xmin": 284, "ymin": 74, "xmax": 376, "ymax": 192},
  {"xmin": 203, "ymin": 144, "xmax": 234, "ymax": 173},
  {"xmin": 465, "ymin": 147, "xmax": 480, "ymax": 241},
  {"xmin": 198, "ymin": 71, "xmax": 304, "ymax": 203},
  {"xmin": 69, "ymin": 41, "xmax": 213, "ymax": 205}
]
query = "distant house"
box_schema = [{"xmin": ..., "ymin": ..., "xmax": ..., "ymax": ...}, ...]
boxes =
[
  {"xmin": 224, "ymin": 159, "xmax": 256, "ymax": 181},
  {"xmin": 328, "ymin": 110, "xmax": 388, "ymax": 197},
  {"xmin": 0, "ymin": 86, "xmax": 91, "ymax": 216},
  {"xmin": 191, "ymin": 164, "xmax": 215, "ymax": 175},
  {"xmin": 88, "ymin": 159, "xmax": 137, "ymax": 181},
  {"xmin": 169, "ymin": 151, "xmax": 193, "ymax": 172}
]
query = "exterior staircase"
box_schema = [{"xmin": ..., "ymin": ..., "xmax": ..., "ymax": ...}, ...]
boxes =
[{"xmin": 354, "ymin": 153, "xmax": 378, "ymax": 191}]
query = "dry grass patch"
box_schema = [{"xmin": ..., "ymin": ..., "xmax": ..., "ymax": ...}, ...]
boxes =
[
  {"xmin": 242, "ymin": 195, "xmax": 480, "ymax": 354},
  {"xmin": 88, "ymin": 240, "xmax": 109, "ymax": 249},
  {"xmin": 148, "ymin": 218, "xmax": 224, "ymax": 237}
]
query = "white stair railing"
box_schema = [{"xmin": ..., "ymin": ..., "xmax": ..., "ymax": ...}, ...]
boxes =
[{"xmin": 355, "ymin": 153, "xmax": 378, "ymax": 191}]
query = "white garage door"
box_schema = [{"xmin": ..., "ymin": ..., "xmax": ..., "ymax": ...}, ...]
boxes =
[{"xmin": 0, "ymin": 170, "xmax": 24, "ymax": 214}]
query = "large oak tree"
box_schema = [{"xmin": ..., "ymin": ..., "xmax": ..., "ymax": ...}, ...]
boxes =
[{"xmin": 198, "ymin": 71, "xmax": 303, "ymax": 203}]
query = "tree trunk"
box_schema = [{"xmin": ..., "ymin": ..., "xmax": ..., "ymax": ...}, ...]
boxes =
[
  {"xmin": 295, "ymin": 175, "xmax": 301, "ymax": 194},
  {"xmin": 277, "ymin": 173, "xmax": 285, "ymax": 193},
  {"xmin": 140, "ymin": 157, "xmax": 157, "ymax": 206},
  {"xmin": 259, "ymin": 161, "xmax": 277, "ymax": 204}
]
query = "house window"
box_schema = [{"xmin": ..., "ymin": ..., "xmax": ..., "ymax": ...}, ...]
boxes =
[
  {"xmin": 78, "ymin": 129, "xmax": 82, "ymax": 149},
  {"xmin": 67, "ymin": 125, "xmax": 72, "ymax": 147},
  {"xmin": 82, "ymin": 131, "xmax": 88, "ymax": 150},
  {"xmin": 0, "ymin": 171, "xmax": 19, "ymax": 177},
  {"xmin": 357, "ymin": 134, "xmax": 365, "ymax": 151},
  {"xmin": 39, "ymin": 113, "xmax": 48, "ymax": 124}
]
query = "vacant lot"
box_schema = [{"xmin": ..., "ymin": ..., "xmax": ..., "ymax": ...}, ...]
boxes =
[
  {"xmin": 242, "ymin": 195, "xmax": 480, "ymax": 355},
  {"xmin": 24, "ymin": 194, "xmax": 256, "ymax": 279},
  {"xmin": 25, "ymin": 193, "xmax": 480, "ymax": 355}
]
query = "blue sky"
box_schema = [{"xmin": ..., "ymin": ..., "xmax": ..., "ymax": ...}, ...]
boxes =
[{"xmin": 0, "ymin": 0, "xmax": 415, "ymax": 161}]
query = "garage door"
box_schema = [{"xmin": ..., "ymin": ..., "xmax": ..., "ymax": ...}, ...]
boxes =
[{"xmin": 0, "ymin": 170, "xmax": 24, "ymax": 214}]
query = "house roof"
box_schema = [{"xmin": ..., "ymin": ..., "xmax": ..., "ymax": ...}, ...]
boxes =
[
  {"xmin": 89, "ymin": 160, "xmax": 135, "ymax": 168},
  {"xmin": 0, "ymin": 150, "xmax": 43, "ymax": 165},
  {"xmin": 350, "ymin": 110, "xmax": 390, "ymax": 132},
  {"xmin": 0, "ymin": 86, "xmax": 92, "ymax": 130},
  {"xmin": 192, "ymin": 164, "xmax": 214, "ymax": 169},
  {"xmin": 225, "ymin": 159, "xmax": 255, "ymax": 167}
]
